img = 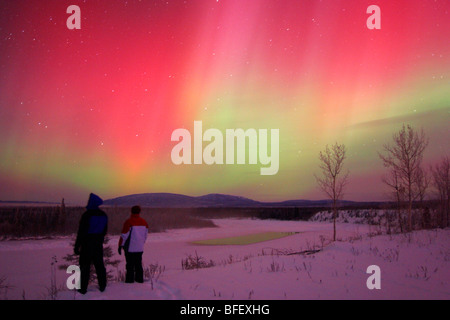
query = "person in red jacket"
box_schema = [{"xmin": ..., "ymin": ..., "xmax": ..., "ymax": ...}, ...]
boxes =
[{"xmin": 118, "ymin": 205, "xmax": 149, "ymax": 283}]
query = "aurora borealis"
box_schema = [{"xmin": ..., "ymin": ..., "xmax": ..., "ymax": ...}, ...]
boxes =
[{"xmin": 0, "ymin": 0, "xmax": 449, "ymax": 204}]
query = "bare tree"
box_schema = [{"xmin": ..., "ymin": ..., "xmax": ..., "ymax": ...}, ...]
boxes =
[
  {"xmin": 431, "ymin": 156, "xmax": 449, "ymax": 228},
  {"xmin": 314, "ymin": 143, "xmax": 349, "ymax": 241},
  {"xmin": 414, "ymin": 166, "xmax": 430, "ymax": 204},
  {"xmin": 378, "ymin": 124, "xmax": 428, "ymax": 232},
  {"xmin": 382, "ymin": 168, "xmax": 406, "ymax": 232},
  {"xmin": 414, "ymin": 165, "xmax": 431, "ymax": 229}
]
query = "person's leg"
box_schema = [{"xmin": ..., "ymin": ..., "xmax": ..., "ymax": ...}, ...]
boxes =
[
  {"xmin": 125, "ymin": 251, "xmax": 135, "ymax": 283},
  {"xmin": 93, "ymin": 245, "xmax": 107, "ymax": 291},
  {"xmin": 79, "ymin": 249, "xmax": 91, "ymax": 294},
  {"xmin": 134, "ymin": 252, "xmax": 144, "ymax": 283}
]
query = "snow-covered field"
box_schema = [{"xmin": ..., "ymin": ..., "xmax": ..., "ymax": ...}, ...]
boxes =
[{"xmin": 0, "ymin": 218, "xmax": 448, "ymax": 300}]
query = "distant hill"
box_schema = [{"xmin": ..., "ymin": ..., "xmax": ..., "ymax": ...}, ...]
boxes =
[{"xmin": 103, "ymin": 193, "xmax": 359, "ymax": 208}]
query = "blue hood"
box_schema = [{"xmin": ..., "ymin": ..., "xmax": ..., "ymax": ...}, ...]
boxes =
[{"xmin": 86, "ymin": 193, "xmax": 103, "ymax": 210}]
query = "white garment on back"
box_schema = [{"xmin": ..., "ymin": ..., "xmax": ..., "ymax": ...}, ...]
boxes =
[{"xmin": 121, "ymin": 225, "xmax": 148, "ymax": 252}]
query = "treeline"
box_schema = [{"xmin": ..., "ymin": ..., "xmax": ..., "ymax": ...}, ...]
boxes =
[
  {"xmin": 174, "ymin": 205, "xmax": 391, "ymax": 221},
  {"xmin": 0, "ymin": 205, "xmax": 318, "ymax": 238},
  {"xmin": 0, "ymin": 200, "xmax": 443, "ymax": 239},
  {"xmin": 0, "ymin": 205, "xmax": 216, "ymax": 239}
]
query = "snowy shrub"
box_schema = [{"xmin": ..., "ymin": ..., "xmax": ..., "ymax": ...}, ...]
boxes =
[
  {"xmin": 267, "ymin": 259, "xmax": 285, "ymax": 272},
  {"xmin": 145, "ymin": 263, "xmax": 165, "ymax": 290},
  {"xmin": 58, "ymin": 236, "xmax": 120, "ymax": 282},
  {"xmin": 181, "ymin": 251, "xmax": 215, "ymax": 270}
]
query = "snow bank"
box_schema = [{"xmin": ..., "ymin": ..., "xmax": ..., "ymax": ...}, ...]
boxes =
[
  {"xmin": 309, "ymin": 209, "xmax": 391, "ymax": 225},
  {"xmin": 1, "ymin": 218, "xmax": 448, "ymax": 300},
  {"xmin": 56, "ymin": 227, "xmax": 449, "ymax": 300}
]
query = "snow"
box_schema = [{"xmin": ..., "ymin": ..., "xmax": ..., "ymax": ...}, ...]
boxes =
[{"xmin": 0, "ymin": 218, "xmax": 448, "ymax": 300}]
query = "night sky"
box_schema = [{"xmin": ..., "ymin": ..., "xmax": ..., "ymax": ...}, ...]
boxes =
[{"xmin": 0, "ymin": 0, "xmax": 448, "ymax": 204}]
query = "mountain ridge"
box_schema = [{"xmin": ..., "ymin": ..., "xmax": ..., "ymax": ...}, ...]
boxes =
[{"xmin": 103, "ymin": 192, "xmax": 360, "ymax": 208}]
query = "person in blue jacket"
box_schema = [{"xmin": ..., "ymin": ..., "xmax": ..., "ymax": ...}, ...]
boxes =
[{"xmin": 74, "ymin": 193, "xmax": 108, "ymax": 294}]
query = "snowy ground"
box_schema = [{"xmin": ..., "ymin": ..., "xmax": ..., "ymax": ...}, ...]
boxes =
[{"xmin": 0, "ymin": 218, "xmax": 448, "ymax": 300}]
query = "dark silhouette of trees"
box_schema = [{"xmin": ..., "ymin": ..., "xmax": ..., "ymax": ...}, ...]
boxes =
[
  {"xmin": 431, "ymin": 156, "xmax": 449, "ymax": 228},
  {"xmin": 378, "ymin": 124, "xmax": 428, "ymax": 232},
  {"xmin": 382, "ymin": 168, "xmax": 406, "ymax": 232},
  {"xmin": 314, "ymin": 142, "xmax": 349, "ymax": 241}
]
